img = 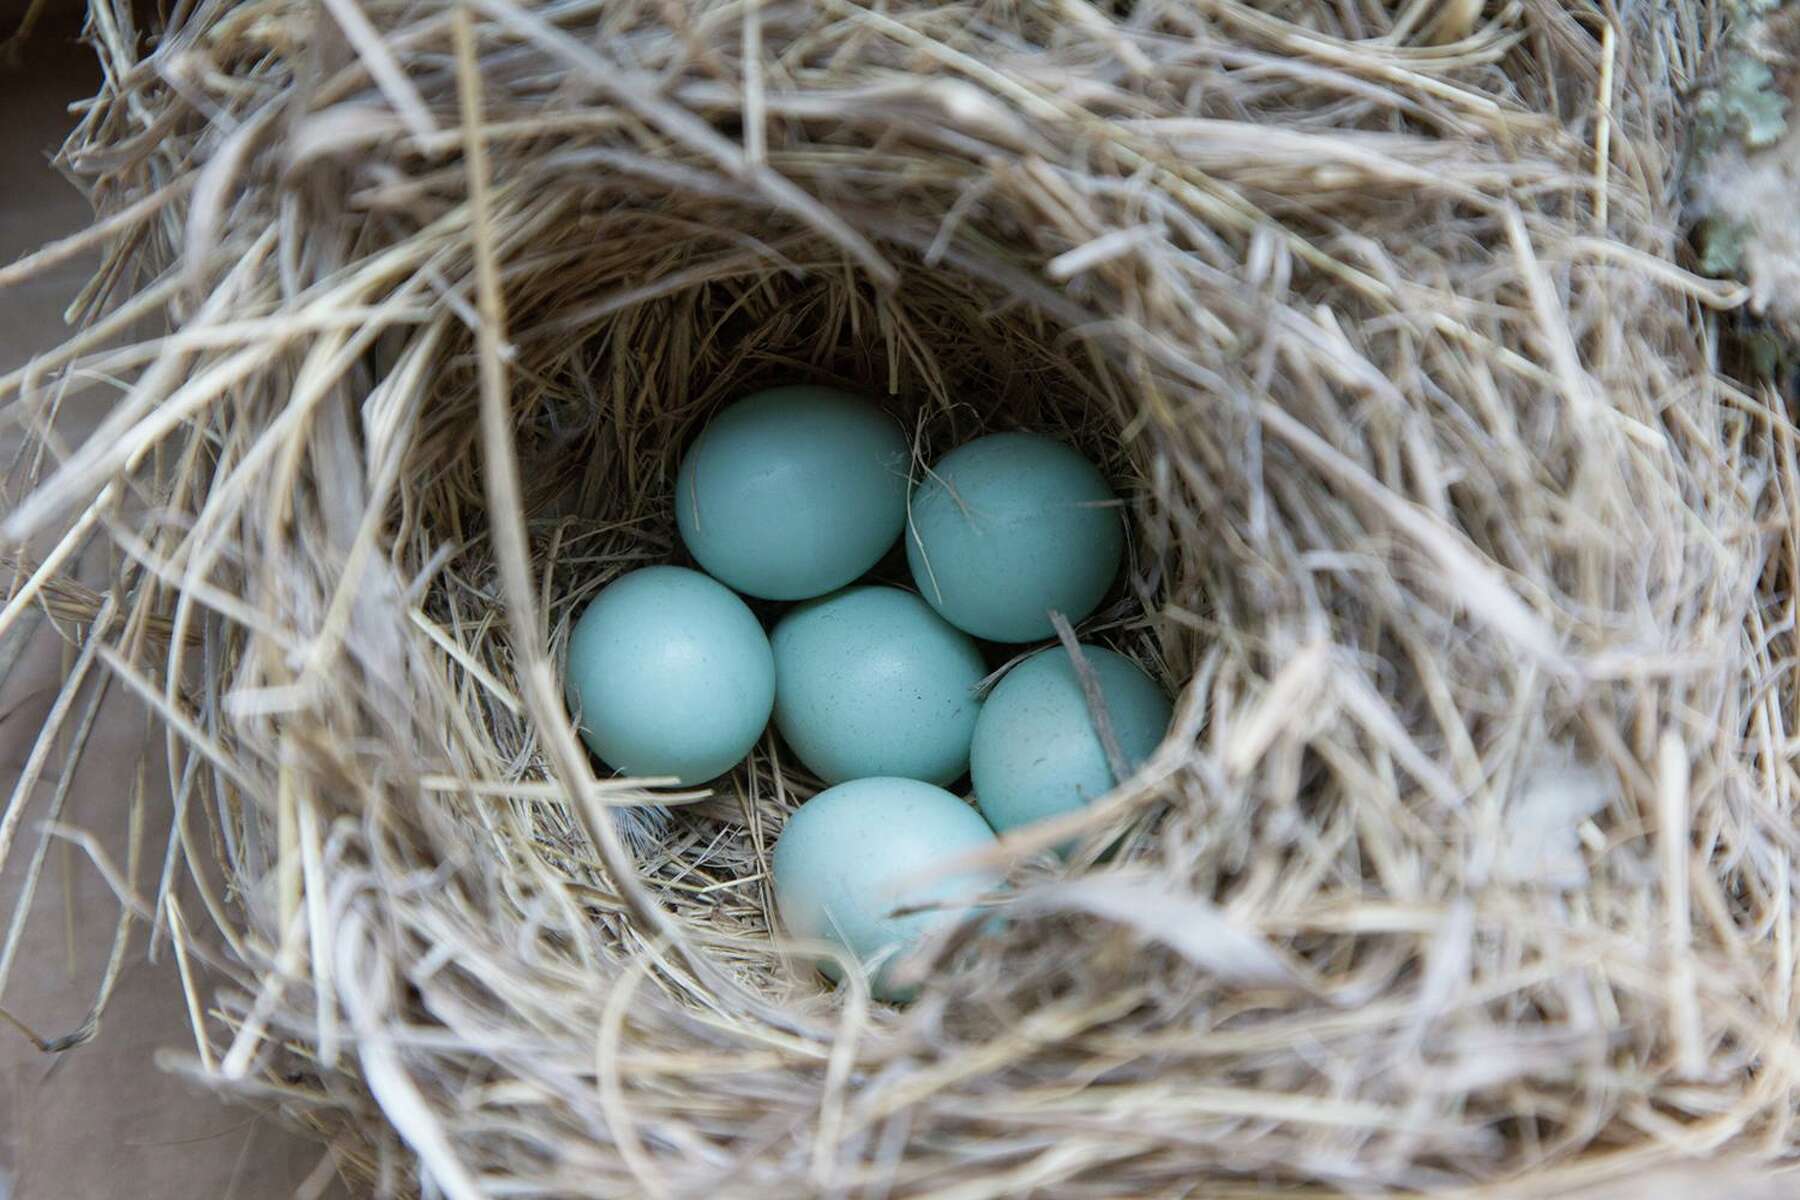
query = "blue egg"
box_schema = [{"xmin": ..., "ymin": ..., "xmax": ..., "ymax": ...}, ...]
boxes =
[
  {"xmin": 773, "ymin": 777, "xmax": 998, "ymax": 1000},
  {"xmin": 564, "ymin": 566, "xmax": 774, "ymax": 784},
  {"xmin": 771, "ymin": 586, "xmax": 986, "ymax": 786},
  {"xmin": 677, "ymin": 385, "xmax": 910, "ymax": 600},
  {"xmin": 970, "ymin": 644, "xmax": 1171, "ymax": 841},
  {"xmin": 906, "ymin": 432, "xmax": 1124, "ymax": 643}
]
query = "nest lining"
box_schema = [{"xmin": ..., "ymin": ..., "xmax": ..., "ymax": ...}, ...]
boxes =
[{"xmin": 1, "ymin": 1, "xmax": 1795, "ymax": 1197}]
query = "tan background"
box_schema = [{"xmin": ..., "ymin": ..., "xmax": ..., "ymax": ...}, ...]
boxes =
[{"xmin": 1, "ymin": 8, "xmax": 341, "ymax": 1197}]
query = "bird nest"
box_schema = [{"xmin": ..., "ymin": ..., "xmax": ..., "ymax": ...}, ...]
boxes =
[{"xmin": 3, "ymin": 1, "xmax": 1795, "ymax": 1196}]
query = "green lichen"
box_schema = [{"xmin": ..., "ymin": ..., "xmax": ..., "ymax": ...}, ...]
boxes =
[
  {"xmin": 1689, "ymin": 0, "xmax": 1800, "ymax": 368},
  {"xmin": 1696, "ymin": 215, "xmax": 1753, "ymax": 277},
  {"xmin": 1688, "ymin": 0, "xmax": 1790, "ymax": 281},
  {"xmin": 1694, "ymin": 57, "xmax": 1790, "ymax": 150},
  {"xmin": 1692, "ymin": 0, "xmax": 1791, "ymax": 156}
]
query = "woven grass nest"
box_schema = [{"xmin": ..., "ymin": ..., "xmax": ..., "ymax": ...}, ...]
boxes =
[{"xmin": 4, "ymin": 0, "xmax": 1797, "ymax": 1196}]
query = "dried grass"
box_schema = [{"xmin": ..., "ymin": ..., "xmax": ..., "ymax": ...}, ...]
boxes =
[{"xmin": 3, "ymin": 0, "xmax": 1797, "ymax": 1196}]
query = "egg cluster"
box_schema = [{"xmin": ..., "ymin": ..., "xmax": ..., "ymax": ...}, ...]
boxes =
[{"xmin": 564, "ymin": 385, "xmax": 1172, "ymax": 998}]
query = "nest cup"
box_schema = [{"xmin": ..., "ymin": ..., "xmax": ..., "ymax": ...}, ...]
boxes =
[
  {"xmin": 499, "ymin": 270, "xmax": 1169, "ymax": 846},
  {"xmin": 3, "ymin": 1, "xmax": 1794, "ymax": 1196}
]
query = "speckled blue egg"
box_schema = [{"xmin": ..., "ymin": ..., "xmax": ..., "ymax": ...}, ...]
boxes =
[
  {"xmin": 971, "ymin": 645, "xmax": 1171, "ymax": 840},
  {"xmin": 906, "ymin": 432, "xmax": 1124, "ymax": 643},
  {"xmin": 773, "ymin": 777, "xmax": 999, "ymax": 1001},
  {"xmin": 564, "ymin": 566, "xmax": 774, "ymax": 784},
  {"xmin": 771, "ymin": 586, "xmax": 986, "ymax": 786},
  {"xmin": 676, "ymin": 385, "xmax": 909, "ymax": 601}
]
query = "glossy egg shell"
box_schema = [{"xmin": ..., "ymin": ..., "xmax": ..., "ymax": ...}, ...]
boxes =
[
  {"xmin": 772, "ymin": 777, "xmax": 998, "ymax": 1001},
  {"xmin": 677, "ymin": 385, "xmax": 910, "ymax": 601},
  {"xmin": 771, "ymin": 586, "xmax": 986, "ymax": 786},
  {"xmin": 564, "ymin": 565, "xmax": 774, "ymax": 784},
  {"xmin": 970, "ymin": 644, "xmax": 1171, "ymax": 841},
  {"xmin": 905, "ymin": 432, "xmax": 1123, "ymax": 643}
]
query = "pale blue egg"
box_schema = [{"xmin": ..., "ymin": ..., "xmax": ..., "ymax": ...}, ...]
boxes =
[
  {"xmin": 971, "ymin": 645, "xmax": 1171, "ymax": 841},
  {"xmin": 906, "ymin": 432, "xmax": 1124, "ymax": 643},
  {"xmin": 677, "ymin": 385, "xmax": 910, "ymax": 600},
  {"xmin": 771, "ymin": 586, "xmax": 985, "ymax": 786},
  {"xmin": 772, "ymin": 777, "xmax": 998, "ymax": 1001},
  {"xmin": 564, "ymin": 566, "xmax": 774, "ymax": 784}
]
